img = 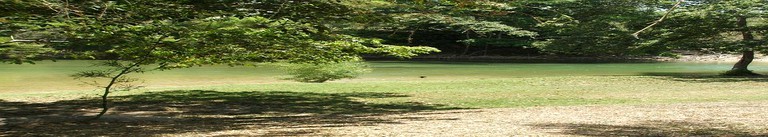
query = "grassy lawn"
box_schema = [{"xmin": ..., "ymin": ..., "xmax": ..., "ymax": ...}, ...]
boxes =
[
  {"xmin": 3, "ymin": 60, "xmax": 768, "ymax": 107},
  {"xmin": 107, "ymin": 75, "xmax": 768, "ymax": 108},
  {"xmin": 2, "ymin": 60, "xmax": 768, "ymax": 136}
]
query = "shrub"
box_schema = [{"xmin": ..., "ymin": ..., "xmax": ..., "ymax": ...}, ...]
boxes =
[{"xmin": 280, "ymin": 61, "xmax": 371, "ymax": 83}]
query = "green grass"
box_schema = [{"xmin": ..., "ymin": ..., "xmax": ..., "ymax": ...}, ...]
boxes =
[
  {"xmin": 3, "ymin": 60, "xmax": 768, "ymax": 108},
  {"xmin": 4, "ymin": 60, "xmax": 768, "ymax": 136},
  {"xmin": 0, "ymin": 60, "xmax": 752, "ymax": 92}
]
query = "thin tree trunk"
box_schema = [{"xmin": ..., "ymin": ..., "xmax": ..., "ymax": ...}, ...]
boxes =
[
  {"xmin": 730, "ymin": 16, "xmax": 755, "ymax": 73},
  {"xmin": 91, "ymin": 36, "xmax": 164, "ymax": 120},
  {"xmin": 462, "ymin": 33, "xmax": 471, "ymax": 55},
  {"xmin": 92, "ymin": 62, "xmax": 141, "ymax": 120},
  {"xmin": 407, "ymin": 31, "xmax": 416, "ymax": 45},
  {"xmin": 94, "ymin": 78, "xmax": 115, "ymax": 119}
]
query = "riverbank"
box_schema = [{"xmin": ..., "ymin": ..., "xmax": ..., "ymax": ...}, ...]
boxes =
[
  {"xmin": 661, "ymin": 53, "xmax": 768, "ymax": 63},
  {"xmin": 366, "ymin": 53, "xmax": 768, "ymax": 63}
]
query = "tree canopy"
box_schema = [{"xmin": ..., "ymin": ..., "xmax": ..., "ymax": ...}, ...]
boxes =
[
  {"xmin": 0, "ymin": 0, "xmax": 439, "ymax": 64},
  {"xmin": 7, "ymin": 0, "xmax": 766, "ymax": 63},
  {"xmin": 646, "ymin": 0, "xmax": 768, "ymax": 75}
]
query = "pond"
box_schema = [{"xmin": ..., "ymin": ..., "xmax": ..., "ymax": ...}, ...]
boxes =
[{"xmin": 1, "ymin": 60, "xmax": 766, "ymax": 93}]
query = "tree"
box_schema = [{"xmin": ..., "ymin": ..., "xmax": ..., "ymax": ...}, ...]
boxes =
[
  {"xmin": 647, "ymin": 0, "xmax": 768, "ymax": 75},
  {"xmin": 353, "ymin": 0, "xmax": 538, "ymax": 56},
  {"xmin": 356, "ymin": 0, "xmax": 670, "ymax": 57},
  {"xmin": 530, "ymin": 0, "xmax": 665, "ymax": 56},
  {"xmin": 1, "ymin": 0, "xmax": 438, "ymax": 119}
]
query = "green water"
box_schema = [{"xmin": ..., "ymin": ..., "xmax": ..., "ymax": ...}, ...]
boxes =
[{"xmin": 1, "ymin": 60, "xmax": 766, "ymax": 92}]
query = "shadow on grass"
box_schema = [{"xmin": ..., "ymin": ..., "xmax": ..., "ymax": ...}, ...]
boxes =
[
  {"xmin": 368, "ymin": 56, "xmax": 661, "ymax": 63},
  {"xmin": 0, "ymin": 90, "xmax": 459, "ymax": 136},
  {"xmin": 640, "ymin": 72, "xmax": 768, "ymax": 83},
  {"xmin": 532, "ymin": 121, "xmax": 767, "ymax": 137}
]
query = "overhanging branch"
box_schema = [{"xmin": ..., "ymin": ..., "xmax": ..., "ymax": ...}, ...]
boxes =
[{"xmin": 632, "ymin": 0, "xmax": 685, "ymax": 39}]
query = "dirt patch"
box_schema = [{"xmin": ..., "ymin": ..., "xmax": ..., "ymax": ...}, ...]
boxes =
[
  {"xmin": 320, "ymin": 101, "xmax": 768, "ymax": 136},
  {"xmin": 3, "ymin": 93, "xmax": 768, "ymax": 136},
  {"xmin": 0, "ymin": 90, "xmax": 453, "ymax": 136}
]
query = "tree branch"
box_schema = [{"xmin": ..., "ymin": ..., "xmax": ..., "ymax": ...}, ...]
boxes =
[
  {"xmin": 632, "ymin": 0, "xmax": 685, "ymax": 39},
  {"xmin": 97, "ymin": 2, "xmax": 111, "ymax": 19}
]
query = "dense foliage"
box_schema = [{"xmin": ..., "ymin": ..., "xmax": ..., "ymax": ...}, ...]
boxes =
[
  {"xmin": 348, "ymin": 0, "xmax": 667, "ymax": 56},
  {"xmin": 355, "ymin": 1, "xmax": 540, "ymax": 55},
  {"xmin": 351, "ymin": 0, "xmax": 767, "ymax": 73},
  {"xmin": 6, "ymin": 0, "xmax": 765, "ymax": 60},
  {"xmin": 647, "ymin": 0, "xmax": 768, "ymax": 75},
  {"xmin": 531, "ymin": 0, "xmax": 663, "ymax": 56},
  {"xmin": 0, "ymin": 0, "xmax": 438, "ymax": 63}
]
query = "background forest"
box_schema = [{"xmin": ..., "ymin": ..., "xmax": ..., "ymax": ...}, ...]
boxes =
[
  {"xmin": 2, "ymin": 0, "xmax": 767, "ymax": 73},
  {"xmin": 3, "ymin": 0, "xmax": 767, "ymax": 58}
]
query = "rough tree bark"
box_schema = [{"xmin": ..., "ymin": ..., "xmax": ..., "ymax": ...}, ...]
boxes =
[
  {"xmin": 728, "ymin": 16, "xmax": 757, "ymax": 75},
  {"xmin": 731, "ymin": 51, "xmax": 754, "ymax": 72}
]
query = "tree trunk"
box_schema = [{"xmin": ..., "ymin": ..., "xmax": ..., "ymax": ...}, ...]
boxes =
[
  {"xmin": 92, "ymin": 62, "xmax": 141, "ymax": 120},
  {"xmin": 91, "ymin": 37, "xmax": 162, "ymax": 120},
  {"xmin": 93, "ymin": 83, "xmax": 113, "ymax": 120},
  {"xmin": 727, "ymin": 16, "xmax": 757, "ymax": 75},
  {"xmin": 462, "ymin": 44, "xmax": 471, "ymax": 56},
  {"xmin": 731, "ymin": 50, "xmax": 754, "ymax": 71}
]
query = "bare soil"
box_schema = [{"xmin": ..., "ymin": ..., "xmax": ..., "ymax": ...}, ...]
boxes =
[
  {"xmin": 318, "ymin": 101, "xmax": 768, "ymax": 137},
  {"xmin": 3, "ymin": 100, "xmax": 768, "ymax": 136}
]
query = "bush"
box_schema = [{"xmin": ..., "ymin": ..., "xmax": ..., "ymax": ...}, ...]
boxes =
[{"xmin": 280, "ymin": 61, "xmax": 371, "ymax": 83}]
